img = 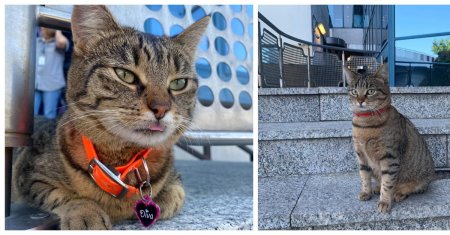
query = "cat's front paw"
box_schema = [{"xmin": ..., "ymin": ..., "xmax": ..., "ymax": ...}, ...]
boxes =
[
  {"xmin": 155, "ymin": 183, "xmax": 185, "ymax": 220},
  {"xmin": 372, "ymin": 185, "xmax": 381, "ymax": 195},
  {"xmin": 377, "ymin": 200, "xmax": 391, "ymax": 213},
  {"xmin": 358, "ymin": 191, "xmax": 372, "ymax": 201},
  {"xmin": 393, "ymin": 192, "xmax": 408, "ymax": 202},
  {"xmin": 60, "ymin": 201, "xmax": 112, "ymax": 230}
]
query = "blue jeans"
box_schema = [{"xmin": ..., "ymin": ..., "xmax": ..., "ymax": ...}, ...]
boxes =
[{"xmin": 34, "ymin": 89, "xmax": 62, "ymax": 119}]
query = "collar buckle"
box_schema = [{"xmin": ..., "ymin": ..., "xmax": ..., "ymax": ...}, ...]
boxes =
[{"xmin": 88, "ymin": 159, "xmax": 128, "ymax": 198}]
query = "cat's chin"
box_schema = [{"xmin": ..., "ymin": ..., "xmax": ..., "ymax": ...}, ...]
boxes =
[{"xmin": 115, "ymin": 127, "xmax": 175, "ymax": 148}]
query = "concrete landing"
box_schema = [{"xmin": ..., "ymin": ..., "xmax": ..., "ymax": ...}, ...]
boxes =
[{"xmin": 259, "ymin": 172, "xmax": 450, "ymax": 230}]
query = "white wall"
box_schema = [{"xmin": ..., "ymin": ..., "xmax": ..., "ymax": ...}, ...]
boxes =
[{"xmin": 259, "ymin": 5, "xmax": 312, "ymax": 42}]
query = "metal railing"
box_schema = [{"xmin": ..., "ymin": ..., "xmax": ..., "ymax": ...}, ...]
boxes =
[
  {"xmin": 393, "ymin": 31, "xmax": 450, "ymax": 87},
  {"xmin": 258, "ymin": 12, "xmax": 381, "ymax": 88},
  {"xmin": 395, "ymin": 61, "xmax": 450, "ymax": 87}
]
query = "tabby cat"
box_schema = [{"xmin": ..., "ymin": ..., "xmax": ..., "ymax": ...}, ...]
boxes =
[
  {"xmin": 344, "ymin": 64, "xmax": 435, "ymax": 213},
  {"xmin": 13, "ymin": 5, "xmax": 209, "ymax": 229}
]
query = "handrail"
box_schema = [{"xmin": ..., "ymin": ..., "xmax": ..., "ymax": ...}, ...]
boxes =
[
  {"xmin": 396, "ymin": 32, "xmax": 450, "ymax": 41},
  {"xmin": 36, "ymin": 6, "xmax": 71, "ymax": 31},
  {"xmin": 396, "ymin": 60, "xmax": 450, "ymax": 66},
  {"xmin": 258, "ymin": 12, "xmax": 380, "ymax": 55},
  {"xmin": 180, "ymin": 131, "xmax": 253, "ymax": 145}
]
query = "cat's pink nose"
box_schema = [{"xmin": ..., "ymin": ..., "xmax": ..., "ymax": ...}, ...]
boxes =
[{"xmin": 150, "ymin": 102, "xmax": 170, "ymax": 120}]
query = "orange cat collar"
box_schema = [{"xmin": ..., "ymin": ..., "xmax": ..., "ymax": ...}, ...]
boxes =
[
  {"xmin": 353, "ymin": 106, "xmax": 390, "ymax": 117},
  {"xmin": 81, "ymin": 135, "xmax": 153, "ymax": 198}
]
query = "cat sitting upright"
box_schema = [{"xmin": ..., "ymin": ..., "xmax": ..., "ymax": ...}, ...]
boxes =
[
  {"xmin": 13, "ymin": 5, "xmax": 209, "ymax": 229},
  {"xmin": 344, "ymin": 64, "xmax": 435, "ymax": 213}
]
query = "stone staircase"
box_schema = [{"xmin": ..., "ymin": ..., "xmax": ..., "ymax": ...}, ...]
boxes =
[{"xmin": 258, "ymin": 87, "xmax": 450, "ymax": 230}]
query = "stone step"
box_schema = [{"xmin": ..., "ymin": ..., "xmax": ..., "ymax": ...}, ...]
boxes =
[
  {"xmin": 259, "ymin": 87, "xmax": 450, "ymax": 123},
  {"xmin": 258, "ymin": 119, "xmax": 450, "ymax": 177},
  {"xmin": 258, "ymin": 172, "xmax": 450, "ymax": 230}
]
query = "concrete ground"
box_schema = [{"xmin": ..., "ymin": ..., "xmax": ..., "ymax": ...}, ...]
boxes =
[
  {"xmin": 6, "ymin": 160, "xmax": 253, "ymax": 230},
  {"xmin": 259, "ymin": 172, "xmax": 450, "ymax": 230}
]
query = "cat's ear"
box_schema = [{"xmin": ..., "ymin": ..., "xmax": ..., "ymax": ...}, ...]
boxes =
[
  {"xmin": 343, "ymin": 67, "xmax": 357, "ymax": 84},
  {"xmin": 71, "ymin": 5, "xmax": 120, "ymax": 52},
  {"xmin": 173, "ymin": 15, "xmax": 210, "ymax": 55},
  {"xmin": 374, "ymin": 64, "xmax": 389, "ymax": 83}
]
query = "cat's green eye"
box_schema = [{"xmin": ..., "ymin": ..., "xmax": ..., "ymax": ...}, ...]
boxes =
[
  {"xmin": 114, "ymin": 68, "xmax": 135, "ymax": 84},
  {"xmin": 350, "ymin": 89, "xmax": 358, "ymax": 96},
  {"xmin": 169, "ymin": 78, "xmax": 188, "ymax": 91},
  {"xmin": 367, "ymin": 89, "xmax": 376, "ymax": 96}
]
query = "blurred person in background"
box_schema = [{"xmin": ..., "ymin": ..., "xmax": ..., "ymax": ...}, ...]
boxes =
[{"xmin": 34, "ymin": 27, "xmax": 68, "ymax": 119}]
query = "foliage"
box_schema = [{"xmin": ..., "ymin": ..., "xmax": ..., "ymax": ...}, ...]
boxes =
[{"xmin": 432, "ymin": 38, "xmax": 450, "ymax": 62}]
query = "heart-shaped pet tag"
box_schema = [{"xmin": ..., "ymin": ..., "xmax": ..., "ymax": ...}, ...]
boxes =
[{"xmin": 134, "ymin": 195, "xmax": 160, "ymax": 227}]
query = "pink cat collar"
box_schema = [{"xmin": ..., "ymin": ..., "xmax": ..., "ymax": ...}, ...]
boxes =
[{"xmin": 353, "ymin": 106, "xmax": 390, "ymax": 117}]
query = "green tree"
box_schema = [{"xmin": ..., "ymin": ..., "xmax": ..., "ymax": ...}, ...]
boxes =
[{"xmin": 432, "ymin": 38, "xmax": 450, "ymax": 62}]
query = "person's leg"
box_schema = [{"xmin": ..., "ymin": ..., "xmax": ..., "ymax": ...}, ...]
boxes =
[
  {"xmin": 34, "ymin": 90, "xmax": 43, "ymax": 116},
  {"xmin": 42, "ymin": 89, "xmax": 62, "ymax": 119}
]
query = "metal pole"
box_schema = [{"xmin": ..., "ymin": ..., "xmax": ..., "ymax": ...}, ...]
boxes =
[
  {"xmin": 342, "ymin": 51, "xmax": 346, "ymax": 87},
  {"xmin": 388, "ymin": 5, "xmax": 396, "ymax": 87},
  {"xmin": 5, "ymin": 5, "xmax": 37, "ymax": 217},
  {"xmin": 279, "ymin": 35, "xmax": 283, "ymax": 88},
  {"xmin": 203, "ymin": 146, "xmax": 211, "ymax": 160},
  {"xmin": 258, "ymin": 21, "xmax": 262, "ymax": 87},
  {"xmin": 430, "ymin": 63, "xmax": 433, "ymax": 85},
  {"xmin": 5, "ymin": 148, "xmax": 13, "ymax": 217},
  {"xmin": 5, "ymin": 5, "xmax": 37, "ymax": 147},
  {"xmin": 408, "ymin": 63, "xmax": 412, "ymax": 86},
  {"xmin": 307, "ymin": 46, "xmax": 311, "ymax": 88}
]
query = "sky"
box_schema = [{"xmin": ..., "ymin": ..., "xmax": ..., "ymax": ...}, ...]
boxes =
[{"xmin": 395, "ymin": 5, "xmax": 450, "ymax": 57}]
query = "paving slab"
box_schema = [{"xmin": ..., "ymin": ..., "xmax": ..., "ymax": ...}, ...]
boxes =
[
  {"xmin": 291, "ymin": 172, "xmax": 450, "ymax": 229},
  {"xmin": 258, "ymin": 175, "xmax": 309, "ymax": 230}
]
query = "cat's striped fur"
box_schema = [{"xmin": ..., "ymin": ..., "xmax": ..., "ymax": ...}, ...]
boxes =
[
  {"xmin": 13, "ymin": 5, "xmax": 209, "ymax": 229},
  {"xmin": 344, "ymin": 64, "xmax": 435, "ymax": 213}
]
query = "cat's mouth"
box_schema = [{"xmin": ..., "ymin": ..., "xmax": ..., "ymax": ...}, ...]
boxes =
[{"xmin": 135, "ymin": 123, "xmax": 166, "ymax": 133}]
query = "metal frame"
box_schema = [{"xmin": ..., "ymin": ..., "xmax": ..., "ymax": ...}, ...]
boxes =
[
  {"xmin": 258, "ymin": 12, "xmax": 380, "ymax": 88},
  {"xmin": 388, "ymin": 5, "xmax": 396, "ymax": 87}
]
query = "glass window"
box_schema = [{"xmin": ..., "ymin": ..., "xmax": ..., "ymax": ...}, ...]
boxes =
[
  {"xmin": 328, "ymin": 5, "xmax": 343, "ymax": 28},
  {"xmin": 197, "ymin": 86, "xmax": 214, "ymax": 107},
  {"xmin": 236, "ymin": 66, "xmax": 249, "ymax": 85},
  {"xmin": 169, "ymin": 25, "xmax": 184, "ymax": 37},
  {"xmin": 191, "ymin": 5, "xmax": 206, "ymax": 22},
  {"xmin": 239, "ymin": 91, "xmax": 252, "ymax": 110},
  {"xmin": 230, "ymin": 5, "xmax": 242, "ymax": 13},
  {"xmin": 231, "ymin": 18, "xmax": 244, "ymax": 36},
  {"xmin": 233, "ymin": 41, "xmax": 247, "ymax": 61},
  {"xmin": 246, "ymin": 5, "xmax": 253, "ymax": 17},
  {"xmin": 353, "ymin": 5, "xmax": 363, "ymax": 28},
  {"xmin": 219, "ymin": 88, "xmax": 234, "ymax": 108},
  {"xmin": 214, "ymin": 37, "xmax": 229, "ymax": 56},
  {"xmin": 146, "ymin": 5, "xmax": 162, "ymax": 11},
  {"xmin": 217, "ymin": 62, "xmax": 232, "ymax": 82},
  {"xmin": 198, "ymin": 36, "xmax": 209, "ymax": 52},
  {"xmin": 195, "ymin": 58, "xmax": 212, "ymax": 78},
  {"xmin": 144, "ymin": 18, "xmax": 164, "ymax": 36},
  {"xmin": 169, "ymin": 5, "xmax": 186, "ymax": 19},
  {"xmin": 212, "ymin": 12, "xmax": 227, "ymax": 31},
  {"xmin": 343, "ymin": 5, "xmax": 353, "ymax": 28}
]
